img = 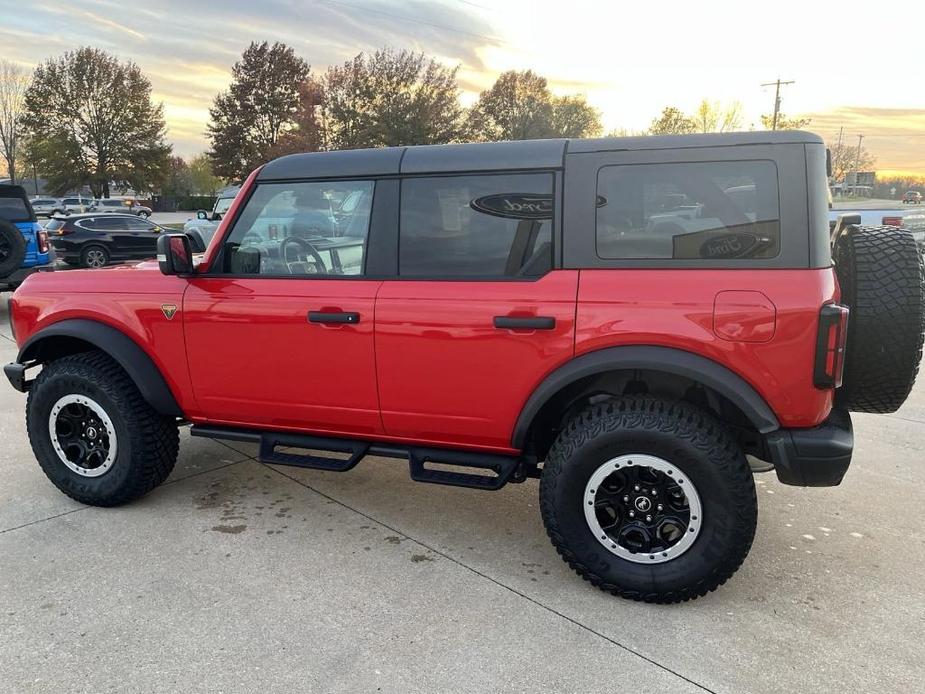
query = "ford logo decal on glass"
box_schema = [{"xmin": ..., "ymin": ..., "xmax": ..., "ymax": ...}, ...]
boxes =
[
  {"xmin": 470, "ymin": 194, "xmax": 606, "ymax": 220},
  {"xmin": 700, "ymin": 232, "xmax": 759, "ymax": 259},
  {"xmin": 470, "ymin": 193, "xmax": 553, "ymax": 220}
]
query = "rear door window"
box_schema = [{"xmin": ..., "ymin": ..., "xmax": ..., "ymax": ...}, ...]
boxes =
[
  {"xmin": 80, "ymin": 216, "xmax": 128, "ymax": 231},
  {"xmin": 399, "ymin": 173, "xmax": 553, "ymax": 278},
  {"xmin": 0, "ymin": 197, "xmax": 30, "ymax": 222},
  {"xmin": 595, "ymin": 160, "xmax": 780, "ymax": 260}
]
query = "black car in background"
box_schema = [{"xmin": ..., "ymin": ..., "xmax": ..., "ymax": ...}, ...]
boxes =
[{"xmin": 46, "ymin": 213, "xmax": 166, "ymax": 267}]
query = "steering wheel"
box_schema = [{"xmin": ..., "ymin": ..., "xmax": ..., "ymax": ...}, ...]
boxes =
[{"xmin": 280, "ymin": 236, "xmax": 327, "ymax": 274}]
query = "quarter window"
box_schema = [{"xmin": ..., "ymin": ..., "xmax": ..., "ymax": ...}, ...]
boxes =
[
  {"xmin": 222, "ymin": 180, "xmax": 374, "ymax": 276},
  {"xmin": 399, "ymin": 173, "xmax": 554, "ymax": 278},
  {"xmin": 595, "ymin": 161, "xmax": 780, "ymax": 260}
]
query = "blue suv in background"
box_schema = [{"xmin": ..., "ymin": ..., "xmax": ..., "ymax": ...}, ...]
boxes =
[{"xmin": 0, "ymin": 185, "xmax": 54, "ymax": 291}]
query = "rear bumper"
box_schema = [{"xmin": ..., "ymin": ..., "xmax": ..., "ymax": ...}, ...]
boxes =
[
  {"xmin": 764, "ymin": 408, "xmax": 853, "ymax": 486},
  {"xmin": 0, "ymin": 260, "xmax": 55, "ymax": 288}
]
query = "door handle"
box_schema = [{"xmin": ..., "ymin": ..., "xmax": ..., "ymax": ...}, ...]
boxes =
[
  {"xmin": 308, "ymin": 311, "xmax": 360, "ymax": 324},
  {"xmin": 493, "ymin": 316, "xmax": 556, "ymax": 330}
]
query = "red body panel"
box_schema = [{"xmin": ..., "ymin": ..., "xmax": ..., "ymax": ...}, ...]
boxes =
[
  {"xmin": 9, "ymin": 263, "xmax": 199, "ymax": 416},
  {"xmin": 575, "ymin": 269, "xmax": 838, "ymax": 428},
  {"xmin": 183, "ymin": 277, "xmax": 383, "ymax": 434},
  {"xmin": 374, "ymin": 271, "xmax": 579, "ymax": 450}
]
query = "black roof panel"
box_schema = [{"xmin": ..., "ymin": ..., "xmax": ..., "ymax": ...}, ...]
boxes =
[
  {"xmin": 255, "ymin": 131, "xmax": 824, "ymax": 180},
  {"xmin": 567, "ymin": 130, "xmax": 824, "ymax": 153},
  {"xmin": 258, "ymin": 147, "xmax": 404, "ymax": 181},
  {"xmin": 400, "ymin": 139, "xmax": 566, "ymax": 173}
]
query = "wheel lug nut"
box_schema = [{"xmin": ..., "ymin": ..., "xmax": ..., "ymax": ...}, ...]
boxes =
[
  {"xmin": 651, "ymin": 489, "xmax": 657, "ymax": 496},
  {"xmin": 646, "ymin": 515, "xmax": 652, "ymax": 522},
  {"xmin": 628, "ymin": 510, "xmax": 635, "ymax": 517},
  {"xmin": 657, "ymin": 504, "xmax": 663, "ymax": 511},
  {"xmin": 634, "ymin": 485, "xmax": 640, "ymax": 491},
  {"xmin": 623, "ymin": 495, "xmax": 629, "ymax": 502}
]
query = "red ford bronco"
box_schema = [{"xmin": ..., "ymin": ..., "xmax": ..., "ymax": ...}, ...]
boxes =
[{"xmin": 5, "ymin": 132, "xmax": 924, "ymax": 602}]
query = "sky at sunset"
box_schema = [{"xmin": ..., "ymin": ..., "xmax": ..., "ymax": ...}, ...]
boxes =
[{"xmin": 2, "ymin": 0, "xmax": 923, "ymax": 176}]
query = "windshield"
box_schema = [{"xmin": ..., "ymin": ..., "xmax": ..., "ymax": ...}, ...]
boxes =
[{"xmin": 214, "ymin": 197, "xmax": 235, "ymax": 215}]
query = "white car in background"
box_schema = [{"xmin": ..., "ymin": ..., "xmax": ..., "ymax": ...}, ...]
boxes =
[{"xmin": 29, "ymin": 198, "xmax": 59, "ymax": 217}]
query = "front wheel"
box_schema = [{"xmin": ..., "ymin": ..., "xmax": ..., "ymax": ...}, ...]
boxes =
[
  {"xmin": 26, "ymin": 351, "xmax": 179, "ymax": 506},
  {"xmin": 540, "ymin": 397, "xmax": 757, "ymax": 603}
]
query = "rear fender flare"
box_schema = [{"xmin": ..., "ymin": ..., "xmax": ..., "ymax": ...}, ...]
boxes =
[
  {"xmin": 511, "ymin": 345, "xmax": 780, "ymax": 449},
  {"xmin": 18, "ymin": 318, "xmax": 182, "ymax": 417}
]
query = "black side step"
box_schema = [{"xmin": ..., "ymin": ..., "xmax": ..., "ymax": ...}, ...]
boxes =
[
  {"xmin": 259, "ymin": 432, "xmax": 369, "ymax": 472},
  {"xmin": 190, "ymin": 425, "xmax": 524, "ymax": 490},
  {"xmin": 408, "ymin": 447, "xmax": 518, "ymax": 490}
]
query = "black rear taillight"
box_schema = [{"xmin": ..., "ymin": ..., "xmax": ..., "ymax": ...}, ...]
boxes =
[
  {"xmin": 814, "ymin": 303, "xmax": 849, "ymax": 388},
  {"xmin": 37, "ymin": 230, "xmax": 49, "ymax": 253}
]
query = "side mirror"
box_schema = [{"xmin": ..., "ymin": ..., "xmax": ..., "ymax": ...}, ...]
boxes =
[
  {"xmin": 157, "ymin": 233, "xmax": 193, "ymax": 275},
  {"xmin": 196, "ymin": 209, "xmax": 208, "ymax": 220},
  {"xmin": 213, "ymin": 212, "xmax": 223, "ymax": 221}
]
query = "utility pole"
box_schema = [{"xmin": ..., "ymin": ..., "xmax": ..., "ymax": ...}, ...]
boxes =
[
  {"xmin": 853, "ymin": 134, "xmax": 864, "ymax": 195},
  {"xmin": 761, "ymin": 78, "xmax": 795, "ymax": 130}
]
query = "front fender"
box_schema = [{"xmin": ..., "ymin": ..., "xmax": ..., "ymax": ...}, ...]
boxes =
[{"xmin": 16, "ymin": 318, "xmax": 183, "ymax": 417}]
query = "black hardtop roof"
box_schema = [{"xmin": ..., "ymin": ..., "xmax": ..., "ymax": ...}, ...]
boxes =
[
  {"xmin": 257, "ymin": 131, "xmax": 824, "ymax": 181},
  {"xmin": 0, "ymin": 183, "xmax": 29, "ymax": 198}
]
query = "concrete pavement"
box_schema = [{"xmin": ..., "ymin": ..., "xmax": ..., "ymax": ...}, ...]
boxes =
[{"xmin": 0, "ymin": 299, "xmax": 923, "ymax": 693}]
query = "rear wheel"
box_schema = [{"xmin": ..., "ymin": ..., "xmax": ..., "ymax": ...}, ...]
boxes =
[
  {"xmin": 26, "ymin": 351, "xmax": 179, "ymax": 506},
  {"xmin": 81, "ymin": 245, "xmax": 109, "ymax": 268},
  {"xmin": 540, "ymin": 397, "xmax": 757, "ymax": 603}
]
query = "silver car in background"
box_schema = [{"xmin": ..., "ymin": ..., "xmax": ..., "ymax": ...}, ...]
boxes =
[{"xmin": 30, "ymin": 197, "xmax": 59, "ymax": 217}]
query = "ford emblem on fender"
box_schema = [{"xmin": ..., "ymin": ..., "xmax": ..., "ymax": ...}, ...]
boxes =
[
  {"xmin": 470, "ymin": 193, "xmax": 553, "ymax": 220},
  {"xmin": 700, "ymin": 232, "xmax": 759, "ymax": 259}
]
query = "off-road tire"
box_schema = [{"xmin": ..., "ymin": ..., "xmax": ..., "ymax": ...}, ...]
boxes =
[
  {"xmin": 26, "ymin": 350, "xmax": 179, "ymax": 506},
  {"xmin": 833, "ymin": 225, "xmax": 925, "ymax": 413},
  {"xmin": 539, "ymin": 397, "xmax": 757, "ymax": 603},
  {"xmin": 0, "ymin": 218, "xmax": 27, "ymax": 277}
]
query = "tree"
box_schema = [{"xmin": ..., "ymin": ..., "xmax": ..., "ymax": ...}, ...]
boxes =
[
  {"xmin": 268, "ymin": 78, "xmax": 324, "ymax": 158},
  {"xmin": 22, "ymin": 48, "xmax": 170, "ymax": 197},
  {"xmin": 321, "ymin": 48, "xmax": 466, "ymax": 150},
  {"xmin": 207, "ymin": 42, "xmax": 310, "ymax": 180},
  {"xmin": 467, "ymin": 70, "xmax": 601, "ymax": 141},
  {"xmin": 188, "ymin": 153, "xmax": 224, "ymax": 196},
  {"xmin": 649, "ymin": 107, "xmax": 697, "ymax": 135},
  {"xmin": 759, "ymin": 112, "xmax": 809, "ymax": 131},
  {"xmin": 161, "ymin": 156, "xmax": 193, "ymax": 197},
  {"xmin": 548, "ymin": 95, "xmax": 602, "ymax": 138},
  {"xmin": 692, "ymin": 99, "xmax": 743, "ymax": 133},
  {"xmin": 0, "ymin": 60, "xmax": 30, "ymax": 184},
  {"xmin": 828, "ymin": 138, "xmax": 876, "ymax": 183},
  {"xmin": 467, "ymin": 70, "xmax": 553, "ymax": 141}
]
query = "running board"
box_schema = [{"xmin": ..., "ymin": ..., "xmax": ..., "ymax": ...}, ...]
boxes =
[{"xmin": 190, "ymin": 425, "xmax": 523, "ymax": 491}]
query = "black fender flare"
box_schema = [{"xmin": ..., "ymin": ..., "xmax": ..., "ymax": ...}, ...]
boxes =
[
  {"xmin": 511, "ymin": 345, "xmax": 780, "ymax": 449},
  {"xmin": 18, "ymin": 318, "xmax": 183, "ymax": 417}
]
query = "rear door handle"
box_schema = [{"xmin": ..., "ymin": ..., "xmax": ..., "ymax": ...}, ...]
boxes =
[
  {"xmin": 308, "ymin": 311, "xmax": 360, "ymax": 324},
  {"xmin": 493, "ymin": 316, "xmax": 556, "ymax": 330}
]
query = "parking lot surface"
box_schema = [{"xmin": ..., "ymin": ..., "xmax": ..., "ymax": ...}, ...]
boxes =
[{"xmin": 0, "ymin": 298, "xmax": 922, "ymax": 693}]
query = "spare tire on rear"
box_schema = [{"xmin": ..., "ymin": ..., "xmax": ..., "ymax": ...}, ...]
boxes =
[
  {"xmin": 0, "ymin": 218, "xmax": 27, "ymax": 278},
  {"xmin": 833, "ymin": 225, "xmax": 925, "ymax": 413}
]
